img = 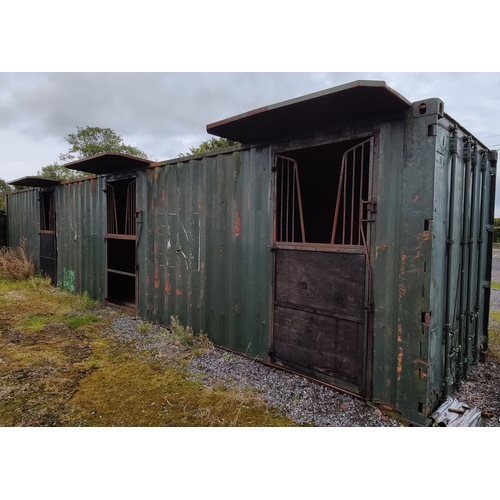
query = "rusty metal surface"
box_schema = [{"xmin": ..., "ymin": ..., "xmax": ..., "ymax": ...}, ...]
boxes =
[
  {"xmin": 207, "ymin": 80, "xmax": 411, "ymax": 143},
  {"xmin": 6, "ymin": 188, "xmax": 40, "ymax": 265},
  {"xmin": 4, "ymin": 81, "xmax": 495, "ymax": 427},
  {"xmin": 138, "ymin": 147, "xmax": 274, "ymax": 359},
  {"xmin": 56, "ymin": 177, "xmax": 107, "ymax": 299}
]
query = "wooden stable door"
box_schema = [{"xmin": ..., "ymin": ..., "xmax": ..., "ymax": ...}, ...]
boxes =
[{"xmin": 271, "ymin": 139, "xmax": 374, "ymax": 396}]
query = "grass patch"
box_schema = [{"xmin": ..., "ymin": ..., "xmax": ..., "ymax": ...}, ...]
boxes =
[
  {"xmin": 63, "ymin": 314, "xmax": 100, "ymax": 329},
  {"xmin": 0, "ymin": 279, "xmax": 296, "ymax": 427},
  {"xmin": 491, "ymin": 282, "xmax": 500, "ymax": 290}
]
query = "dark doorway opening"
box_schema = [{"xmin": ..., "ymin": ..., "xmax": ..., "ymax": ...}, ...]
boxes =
[
  {"xmin": 39, "ymin": 189, "xmax": 57, "ymax": 285},
  {"xmin": 106, "ymin": 178, "xmax": 137, "ymax": 314}
]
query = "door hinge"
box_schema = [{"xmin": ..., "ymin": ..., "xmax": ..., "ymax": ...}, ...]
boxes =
[{"xmin": 364, "ymin": 302, "xmax": 374, "ymax": 312}]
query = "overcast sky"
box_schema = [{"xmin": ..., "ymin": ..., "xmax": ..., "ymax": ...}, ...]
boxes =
[{"xmin": 1, "ymin": 72, "xmax": 499, "ymax": 210}]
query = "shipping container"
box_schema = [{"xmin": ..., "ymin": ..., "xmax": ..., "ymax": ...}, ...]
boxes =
[{"xmin": 6, "ymin": 80, "xmax": 497, "ymax": 425}]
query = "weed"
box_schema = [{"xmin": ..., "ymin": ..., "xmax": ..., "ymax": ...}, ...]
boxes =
[
  {"xmin": 63, "ymin": 314, "xmax": 100, "ymax": 329},
  {"xmin": 169, "ymin": 315, "xmax": 193, "ymax": 347},
  {"xmin": 0, "ymin": 240, "xmax": 35, "ymax": 281},
  {"xmin": 222, "ymin": 352, "xmax": 232, "ymax": 362},
  {"xmin": 138, "ymin": 321, "xmax": 151, "ymax": 334},
  {"xmin": 22, "ymin": 315, "xmax": 51, "ymax": 331}
]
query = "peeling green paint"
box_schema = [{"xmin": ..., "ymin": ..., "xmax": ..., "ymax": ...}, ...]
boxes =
[{"xmin": 63, "ymin": 268, "xmax": 75, "ymax": 293}]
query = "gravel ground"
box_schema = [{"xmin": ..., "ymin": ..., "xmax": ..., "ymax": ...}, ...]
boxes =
[
  {"xmin": 107, "ymin": 314, "xmax": 398, "ymax": 427},
  {"xmin": 102, "ymin": 249, "xmax": 500, "ymax": 427}
]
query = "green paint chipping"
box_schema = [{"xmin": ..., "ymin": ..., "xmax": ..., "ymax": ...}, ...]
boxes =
[{"xmin": 63, "ymin": 269, "xmax": 75, "ymax": 293}]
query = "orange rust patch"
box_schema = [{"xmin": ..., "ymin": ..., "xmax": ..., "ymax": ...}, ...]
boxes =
[
  {"xmin": 165, "ymin": 283, "xmax": 171, "ymax": 294},
  {"xmin": 414, "ymin": 195, "xmax": 419, "ymax": 203},
  {"xmin": 162, "ymin": 189, "xmax": 165, "ymax": 202},
  {"xmin": 397, "ymin": 347, "xmax": 404, "ymax": 380},
  {"xmin": 153, "ymin": 244, "xmax": 157, "ymax": 254},
  {"xmin": 154, "ymin": 268, "xmax": 160, "ymax": 289},
  {"xmin": 176, "ymin": 288, "xmax": 182, "ymax": 296},
  {"xmin": 399, "ymin": 283, "xmax": 406, "ymax": 297},
  {"xmin": 235, "ymin": 211, "xmax": 241, "ymax": 237}
]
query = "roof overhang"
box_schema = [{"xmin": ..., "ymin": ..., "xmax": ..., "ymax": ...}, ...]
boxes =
[
  {"xmin": 64, "ymin": 152, "xmax": 152, "ymax": 175},
  {"xmin": 206, "ymin": 80, "xmax": 412, "ymax": 143},
  {"xmin": 7, "ymin": 176, "xmax": 61, "ymax": 188}
]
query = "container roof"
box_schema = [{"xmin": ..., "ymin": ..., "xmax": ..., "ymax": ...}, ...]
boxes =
[
  {"xmin": 8, "ymin": 176, "xmax": 61, "ymax": 188},
  {"xmin": 64, "ymin": 152, "xmax": 152, "ymax": 175},
  {"xmin": 206, "ymin": 80, "xmax": 412, "ymax": 143}
]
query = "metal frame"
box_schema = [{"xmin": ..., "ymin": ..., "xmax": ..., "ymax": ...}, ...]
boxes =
[
  {"xmin": 271, "ymin": 134, "xmax": 377, "ymax": 397},
  {"xmin": 105, "ymin": 176, "xmax": 138, "ymax": 315}
]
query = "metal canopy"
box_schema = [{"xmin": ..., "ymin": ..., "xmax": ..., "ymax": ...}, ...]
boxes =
[
  {"xmin": 8, "ymin": 176, "xmax": 61, "ymax": 188},
  {"xmin": 64, "ymin": 152, "xmax": 152, "ymax": 175},
  {"xmin": 206, "ymin": 80, "xmax": 412, "ymax": 143}
]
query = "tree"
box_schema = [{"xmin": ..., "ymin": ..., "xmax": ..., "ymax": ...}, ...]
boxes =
[
  {"xmin": 0, "ymin": 179, "xmax": 13, "ymax": 211},
  {"xmin": 179, "ymin": 137, "xmax": 239, "ymax": 157},
  {"xmin": 38, "ymin": 126, "xmax": 148, "ymax": 180}
]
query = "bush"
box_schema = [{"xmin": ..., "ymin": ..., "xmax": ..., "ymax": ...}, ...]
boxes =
[{"xmin": 0, "ymin": 240, "xmax": 35, "ymax": 280}]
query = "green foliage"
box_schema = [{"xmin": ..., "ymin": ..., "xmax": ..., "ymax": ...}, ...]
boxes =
[
  {"xmin": 37, "ymin": 163, "xmax": 88, "ymax": 181},
  {"xmin": 494, "ymin": 218, "xmax": 500, "ymax": 243},
  {"xmin": 38, "ymin": 126, "xmax": 148, "ymax": 180},
  {"xmin": 179, "ymin": 137, "xmax": 239, "ymax": 157},
  {"xmin": 59, "ymin": 126, "xmax": 147, "ymax": 163},
  {"xmin": 63, "ymin": 313, "xmax": 100, "ymax": 329},
  {"xmin": 169, "ymin": 315, "xmax": 194, "ymax": 347},
  {"xmin": 0, "ymin": 178, "xmax": 13, "ymax": 211}
]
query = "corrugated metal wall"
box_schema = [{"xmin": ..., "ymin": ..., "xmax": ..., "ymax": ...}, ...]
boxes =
[
  {"xmin": 6, "ymin": 188, "xmax": 40, "ymax": 264},
  {"xmin": 138, "ymin": 146, "xmax": 273, "ymax": 359},
  {"xmin": 4, "ymin": 97, "xmax": 495, "ymax": 426},
  {"xmin": 370, "ymin": 99, "xmax": 496, "ymax": 425},
  {"xmin": 55, "ymin": 177, "xmax": 107, "ymax": 297}
]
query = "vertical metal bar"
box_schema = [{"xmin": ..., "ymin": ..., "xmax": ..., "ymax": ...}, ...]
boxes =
[
  {"xmin": 294, "ymin": 160, "xmax": 306, "ymax": 243},
  {"xmin": 331, "ymin": 155, "xmax": 346, "ymax": 244},
  {"xmin": 286, "ymin": 159, "xmax": 291, "ymax": 242},
  {"xmin": 443, "ymin": 129, "xmax": 459, "ymax": 396},
  {"xmin": 473, "ymin": 152, "xmax": 487, "ymax": 362},
  {"xmin": 292, "ymin": 161, "xmax": 296, "ymax": 242},
  {"xmin": 465, "ymin": 146, "xmax": 479, "ymax": 371},
  {"xmin": 350, "ymin": 148, "xmax": 356, "ymax": 245},
  {"xmin": 359, "ymin": 142, "xmax": 365, "ymax": 246},
  {"xmin": 458, "ymin": 137, "xmax": 472, "ymax": 382},
  {"xmin": 280, "ymin": 158, "xmax": 284, "ymax": 242},
  {"xmin": 342, "ymin": 152, "xmax": 347, "ymax": 245}
]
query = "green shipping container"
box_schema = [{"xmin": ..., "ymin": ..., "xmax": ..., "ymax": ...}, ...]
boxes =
[{"xmin": 6, "ymin": 80, "xmax": 497, "ymax": 425}]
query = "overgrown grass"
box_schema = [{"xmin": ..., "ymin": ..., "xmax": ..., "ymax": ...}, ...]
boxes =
[
  {"xmin": 0, "ymin": 278, "xmax": 296, "ymax": 427},
  {"xmin": 0, "ymin": 241, "xmax": 35, "ymax": 281},
  {"xmin": 169, "ymin": 315, "xmax": 194, "ymax": 347}
]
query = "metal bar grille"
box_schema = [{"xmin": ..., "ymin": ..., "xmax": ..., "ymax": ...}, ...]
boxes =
[
  {"xmin": 107, "ymin": 184, "xmax": 118, "ymax": 234},
  {"xmin": 275, "ymin": 139, "xmax": 372, "ymax": 247},
  {"xmin": 332, "ymin": 139, "xmax": 372, "ymax": 246},
  {"xmin": 125, "ymin": 179, "xmax": 136, "ymax": 235},
  {"xmin": 276, "ymin": 156, "xmax": 304, "ymax": 243},
  {"xmin": 106, "ymin": 179, "xmax": 136, "ymax": 236}
]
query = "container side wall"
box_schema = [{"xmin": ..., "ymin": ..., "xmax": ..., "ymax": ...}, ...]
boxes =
[
  {"xmin": 371, "ymin": 120, "xmax": 406, "ymax": 408},
  {"xmin": 138, "ymin": 148, "xmax": 273, "ymax": 359},
  {"xmin": 6, "ymin": 189, "xmax": 40, "ymax": 267},
  {"xmin": 56, "ymin": 178, "xmax": 106, "ymax": 299}
]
